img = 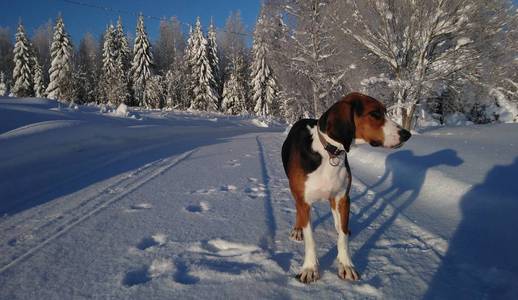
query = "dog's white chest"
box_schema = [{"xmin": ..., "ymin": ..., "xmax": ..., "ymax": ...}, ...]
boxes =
[{"xmin": 304, "ymin": 127, "xmax": 349, "ymax": 203}]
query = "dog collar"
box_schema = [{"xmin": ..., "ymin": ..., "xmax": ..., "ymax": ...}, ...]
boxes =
[{"xmin": 316, "ymin": 121, "xmax": 346, "ymax": 159}]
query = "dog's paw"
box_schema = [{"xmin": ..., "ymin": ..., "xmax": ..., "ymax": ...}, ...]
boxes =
[
  {"xmin": 289, "ymin": 228, "xmax": 303, "ymax": 242},
  {"xmin": 296, "ymin": 268, "xmax": 320, "ymax": 284},
  {"xmin": 338, "ymin": 264, "xmax": 360, "ymax": 281}
]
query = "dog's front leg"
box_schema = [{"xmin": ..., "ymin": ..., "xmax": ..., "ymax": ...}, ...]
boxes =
[
  {"xmin": 332, "ymin": 194, "xmax": 360, "ymax": 281},
  {"xmin": 295, "ymin": 201, "xmax": 319, "ymax": 283}
]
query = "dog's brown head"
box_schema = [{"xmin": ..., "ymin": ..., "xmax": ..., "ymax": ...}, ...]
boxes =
[{"xmin": 319, "ymin": 92, "xmax": 411, "ymax": 151}]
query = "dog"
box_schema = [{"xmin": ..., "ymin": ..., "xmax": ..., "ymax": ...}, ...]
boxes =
[{"xmin": 281, "ymin": 92, "xmax": 411, "ymax": 283}]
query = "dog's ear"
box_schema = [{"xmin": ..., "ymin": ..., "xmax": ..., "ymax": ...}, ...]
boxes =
[{"xmin": 319, "ymin": 98, "xmax": 362, "ymax": 152}]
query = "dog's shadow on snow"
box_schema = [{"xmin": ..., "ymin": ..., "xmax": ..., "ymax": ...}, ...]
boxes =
[
  {"xmin": 424, "ymin": 157, "xmax": 518, "ymax": 299},
  {"xmin": 319, "ymin": 149, "xmax": 464, "ymax": 273}
]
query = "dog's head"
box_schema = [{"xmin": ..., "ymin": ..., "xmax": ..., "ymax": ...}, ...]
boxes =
[{"xmin": 319, "ymin": 92, "xmax": 411, "ymax": 151}]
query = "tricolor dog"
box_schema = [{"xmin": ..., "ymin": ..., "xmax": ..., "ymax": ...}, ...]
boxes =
[{"xmin": 281, "ymin": 92, "xmax": 411, "ymax": 283}]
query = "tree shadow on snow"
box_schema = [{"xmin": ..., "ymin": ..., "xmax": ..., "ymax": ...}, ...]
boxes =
[
  {"xmin": 320, "ymin": 149, "xmax": 463, "ymax": 274},
  {"xmin": 424, "ymin": 157, "xmax": 518, "ymax": 299}
]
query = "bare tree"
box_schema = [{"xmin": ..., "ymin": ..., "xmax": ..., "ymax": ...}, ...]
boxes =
[
  {"xmin": 282, "ymin": 0, "xmax": 352, "ymax": 116},
  {"xmin": 0, "ymin": 27, "xmax": 14, "ymax": 87},
  {"xmin": 332, "ymin": 0, "xmax": 510, "ymax": 129}
]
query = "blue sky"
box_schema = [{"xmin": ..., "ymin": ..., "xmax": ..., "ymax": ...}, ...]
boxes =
[
  {"xmin": 0, "ymin": 0, "xmax": 517, "ymax": 44},
  {"xmin": 0, "ymin": 0, "xmax": 261, "ymax": 42}
]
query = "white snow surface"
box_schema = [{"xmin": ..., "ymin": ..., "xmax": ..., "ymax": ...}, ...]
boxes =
[{"xmin": 1, "ymin": 97, "xmax": 518, "ymax": 299}]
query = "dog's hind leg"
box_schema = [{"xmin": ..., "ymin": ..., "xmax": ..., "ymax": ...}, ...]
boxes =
[{"xmin": 331, "ymin": 194, "xmax": 360, "ymax": 281}]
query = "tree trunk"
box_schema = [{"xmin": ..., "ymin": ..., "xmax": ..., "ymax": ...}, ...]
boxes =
[
  {"xmin": 312, "ymin": 84, "xmax": 320, "ymax": 118},
  {"xmin": 402, "ymin": 103, "xmax": 417, "ymax": 130}
]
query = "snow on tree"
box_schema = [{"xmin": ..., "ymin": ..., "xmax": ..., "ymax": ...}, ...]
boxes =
[
  {"xmin": 219, "ymin": 11, "xmax": 250, "ymax": 109},
  {"xmin": 130, "ymin": 15, "xmax": 154, "ymax": 107},
  {"xmin": 221, "ymin": 61, "xmax": 247, "ymax": 115},
  {"xmin": 251, "ymin": 9, "xmax": 278, "ymax": 117},
  {"xmin": 33, "ymin": 58, "xmax": 45, "ymax": 97},
  {"xmin": 0, "ymin": 72, "xmax": 7, "ymax": 96},
  {"xmin": 115, "ymin": 17, "xmax": 131, "ymax": 73},
  {"xmin": 283, "ymin": 0, "xmax": 348, "ymax": 117},
  {"xmin": 164, "ymin": 68, "xmax": 184, "ymax": 109},
  {"xmin": 332, "ymin": 0, "xmax": 510, "ymax": 129},
  {"xmin": 187, "ymin": 17, "xmax": 218, "ymax": 111},
  {"xmin": 76, "ymin": 32, "xmax": 98, "ymax": 103},
  {"xmin": 144, "ymin": 74, "xmax": 165, "ymax": 109},
  {"xmin": 207, "ymin": 19, "xmax": 221, "ymax": 100},
  {"xmin": 99, "ymin": 24, "xmax": 127, "ymax": 106},
  {"xmin": 12, "ymin": 22, "xmax": 34, "ymax": 97},
  {"xmin": 46, "ymin": 15, "xmax": 75, "ymax": 101},
  {"xmin": 31, "ymin": 20, "xmax": 52, "ymax": 85}
]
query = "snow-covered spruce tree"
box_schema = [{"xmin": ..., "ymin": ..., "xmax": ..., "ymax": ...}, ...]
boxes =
[
  {"xmin": 115, "ymin": 17, "xmax": 131, "ymax": 73},
  {"xmin": 114, "ymin": 17, "xmax": 131, "ymax": 104},
  {"xmin": 99, "ymin": 24, "xmax": 126, "ymax": 106},
  {"xmin": 187, "ymin": 17, "xmax": 218, "ymax": 111},
  {"xmin": 46, "ymin": 16, "xmax": 74, "ymax": 101},
  {"xmin": 144, "ymin": 74, "xmax": 165, "ymax": 109},
  {"xmin": 33, "ymin": 58, "xmax": 45, "ymax": 97},
  {"xmin": 12, "ymin": 22, "xmax": 34, "ymax": 97},
  {"xmin": 0, "ymin": 72, "xmax": 7, "ymax": 96},
  {"xmin": 130, "ymin": 15, "xmax": 153, "ymax": 107},
  {"xmin": 221, "ymin": 63, "xmax": 247, "ymax": 115},
  {"xmin": 251, "ymin": 10, "xmax": 278, "ymax": 117},
  {"xmin": 219, "ymin": 11, "xmax": 251, "ymax": 110},
  {"xmin": 207, "ymin": 19, "xmax": 221, "ymax": 100},
  {"xmin": 165, "ymin": 68, "xmax": 184, "ymax": 109}
]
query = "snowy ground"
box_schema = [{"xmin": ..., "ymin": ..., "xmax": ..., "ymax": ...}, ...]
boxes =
[{"xmin": 1, "ymin": 97, "xmax": 517, "ymax": 299}]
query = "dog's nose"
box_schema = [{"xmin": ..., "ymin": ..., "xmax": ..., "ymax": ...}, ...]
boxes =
[{"xmin": 399, "ymin": 129, "xmax": 411, "ymax": 142}]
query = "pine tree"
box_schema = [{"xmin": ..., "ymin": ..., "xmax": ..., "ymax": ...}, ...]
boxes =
[
  {"xmin": 187, "ymin": 17, "xmax": 218, "ymax": 111},
  {"xmin": 99, "ymin": 24, "xmax": 126, "ymax": 106},
  {"xmin": 221, "ymin": 71, "xmax": 247, "ymax": 115},
  {"xmin": 145, "ymin": 74, "xmax": 165, "ymax": 109},
  {"xmin": 12, "ymin": 22, "xmax": 34, "ymax": 97},
  {"xmin": 251, "ymin": 12, "xmax": 278, "ymax": 117},
  {"xmin": 0, "ymin": 72, "xmax": 7, "ymax": 96},
  {"xmin": 130, "ymin": 15, "xmax": 153, "ymax": 107},
  {"xmin": 207, "ymin": 19, "xmax": 221, "ymax": 100},
  {"xmin": 114, "ymin": 17, "xmax": 131, "ymax": 104},
  {"xmin": 33, "ymin": 58, "xmax": 45, "ymax": 97},
  {"xmin": 115, "ymin": 17, "xmax": 131, "ymax": 72},
  {"xmin": 46, "ymin": 16, "xmax": 74, "ymax": 101},
  {"xmin": 165, "ymin": 68, "xmax": 184, "ymax": 109}
]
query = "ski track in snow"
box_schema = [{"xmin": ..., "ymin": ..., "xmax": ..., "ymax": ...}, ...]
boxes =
[{"xmin": 0, "ymin": 149, "xmax": 196, "ymax": 274}]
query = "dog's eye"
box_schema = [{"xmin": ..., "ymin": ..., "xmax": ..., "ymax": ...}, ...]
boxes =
[{"xmin": 369, "ymin": 111, "xmax": 383, "ymax": 120}]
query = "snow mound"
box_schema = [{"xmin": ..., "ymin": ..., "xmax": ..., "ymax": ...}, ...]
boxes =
[{"xmin": 251, "ymin": 118, "xmax": 269, "ymax": 128}]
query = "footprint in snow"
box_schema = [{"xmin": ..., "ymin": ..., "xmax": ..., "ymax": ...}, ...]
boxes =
[
  {"xmin": 137, "ymin": 233, "xmax": 167, "ymax": 251},
  {"xmin": 225, "ymin": 159, "xmax": 241, "ymax": 167},
  {"xmin": 220, "ymin": 185, "xmax": 237, "ymax": 192},
  {"xmin": 185, "ymin": 201, "xmax": 210, "ymax": 213},
  {"xmin": 122, "ymin": 258, "xmax": 173, "ymax": 287},
  {"xmin": 245, "ymin": 185, "xmax": 267, "ymax": 199}
]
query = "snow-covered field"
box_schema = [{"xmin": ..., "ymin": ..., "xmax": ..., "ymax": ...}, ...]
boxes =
[{"xmin": 1, "ymin": 97, "xmax": 517, "ymax": 299}]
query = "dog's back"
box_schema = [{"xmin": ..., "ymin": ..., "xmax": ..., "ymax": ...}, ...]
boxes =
[{"xmin": 281, "ymin": 118, "xmax": 321, "ymax": 176}]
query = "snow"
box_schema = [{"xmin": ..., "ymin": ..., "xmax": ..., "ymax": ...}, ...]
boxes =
[{"xmin": 1, "ymin": 97, "xmax": 518, "ymax": 299}]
